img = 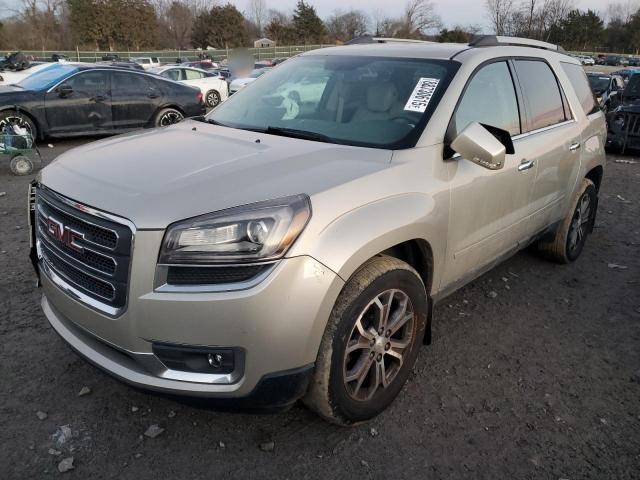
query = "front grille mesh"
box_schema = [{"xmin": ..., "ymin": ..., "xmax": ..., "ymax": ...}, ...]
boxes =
[{"xmin": 36, "ymin": 187, "xmax": 133, "ymax": 311}]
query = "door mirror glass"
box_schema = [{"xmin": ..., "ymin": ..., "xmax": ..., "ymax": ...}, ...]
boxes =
[
  {"xmin": 451, "ymin": 122, "xmax": 507, "ymax": 170},
  {"xmin": 58, "ymin": 84, "xmax": 73, "ymax": 97}
]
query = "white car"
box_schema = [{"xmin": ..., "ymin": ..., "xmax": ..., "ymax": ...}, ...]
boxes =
[
  {"xmin": 577, "ymin": 55, "xmax": 595, "ymax": 66},
  {"xmin": 229, "ymin": 68, "xmax": 271, "ymax": 95},
  {"xmin": 150, "ymin": 66, "xmax": 229, "ymax": 107},
  {"xmin": 131, "ymin": 57, "xmax": 161, "ymax": 70},
  {"xmin": 0, "ymin": 62, "xmax": 60, "ymax": 85}
]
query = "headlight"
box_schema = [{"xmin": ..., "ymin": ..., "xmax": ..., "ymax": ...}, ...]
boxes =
[
  {"xmin": 159, "ymin": 194, "xmax": 311, "ymax": 264},
  {"xmin": 613, "ymin": 114, "xmax": 625, "ymax": 129}
]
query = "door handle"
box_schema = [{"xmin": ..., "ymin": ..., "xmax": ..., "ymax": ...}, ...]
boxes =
[
  {"xmin": 148, "ymin": 92, "xmax": 159, "ymax": 99},
  {"xmin": 518, "ymin": 159, "xmax": 535, "ymax": 172},
  {"xmin": 91, "ymin": 95, "xmax": 106, "ymax": 102},
  {"xmin": 569, "ymin": 142, "xmax": 581, "ymax": 152}
]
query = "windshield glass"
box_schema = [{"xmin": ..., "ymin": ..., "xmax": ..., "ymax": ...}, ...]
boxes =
[
  {"xmin": 18, "ymin": 63, "xmax": 79, "ymax": 90},
  {"xmin": 588, "ymin": 75, "xmax": 610, "ymax": 94},
  {"xmin": 625, "ymin": 75, "xmax": 640, "ymax": 98},
  {"xmin": 209, "ymin": 55, "xmax": 456, "ymax": 149}
]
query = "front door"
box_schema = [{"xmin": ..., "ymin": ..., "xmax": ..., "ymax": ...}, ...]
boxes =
[
  {"xmin": 45, "ymin": 70, "xmax": 112, "ymax": 134},
  {"xmin": 443, "ymin": 60, "xmax": 537, "ymax": 287}
]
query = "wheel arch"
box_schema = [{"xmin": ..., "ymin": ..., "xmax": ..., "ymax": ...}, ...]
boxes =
[
  {"xmin": 585, "ymin": 165, "xmax": 604, "ymax": 192},
  {"xmin": 0, "ymin": 106, "xmax": 42, "ymax": 139}
]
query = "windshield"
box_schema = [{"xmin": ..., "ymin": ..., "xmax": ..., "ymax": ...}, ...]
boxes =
[
  {"xmin": 209, "ymin": 55, "xmax": 457, "ymax": 149},
  {"xmin": 625, "ymin": 75, "xmax": 640, "ymax": 98},
  {"xmin": 18, "ymin": 63, "xmax": 79, "ymax": 90},
  {"xmin": 588, "ymin": 75, "xmax": 610, "ymax": 95}
]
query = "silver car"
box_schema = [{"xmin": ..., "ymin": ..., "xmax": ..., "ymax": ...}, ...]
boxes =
[{"xmin": 30, "ymin": 36, "xmax": 605, "ymax": 425}]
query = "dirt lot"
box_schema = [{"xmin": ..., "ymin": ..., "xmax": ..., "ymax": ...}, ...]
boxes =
[{"xmin": 0, "ymin": 139, "xmax": 639, "ymax": 479}]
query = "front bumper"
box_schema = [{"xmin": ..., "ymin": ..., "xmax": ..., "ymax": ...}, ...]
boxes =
[{"xmin": 41, "ymin": 236, "xmax": 344, "ymax": 401}]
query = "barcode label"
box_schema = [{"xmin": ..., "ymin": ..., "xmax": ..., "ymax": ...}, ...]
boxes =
[{"xmin": 404, "ymin": 77, "xmax": 440, "ymax": 113}]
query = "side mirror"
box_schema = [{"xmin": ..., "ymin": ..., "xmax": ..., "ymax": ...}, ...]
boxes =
[
  {"xmin": 451, "ymin": 122, "xmax": 511, "ymax": 170},
  {"xmin": 58, "ymin": 84, "xmax": 73, "ymax": 97}
]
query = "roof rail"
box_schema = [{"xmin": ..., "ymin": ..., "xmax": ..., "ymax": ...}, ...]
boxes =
[
  {"xmin": 345, "ymin": 35, "xmax": 431, "ymax": 45},
  {"xmin": 469, "ymin": 35, "xmax": 566, "ymax": 53}
]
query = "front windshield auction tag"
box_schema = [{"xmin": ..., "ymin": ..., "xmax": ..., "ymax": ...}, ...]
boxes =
[{"xmin": 404, "ymin": 78, "xmax": 440, "ymax": 113}]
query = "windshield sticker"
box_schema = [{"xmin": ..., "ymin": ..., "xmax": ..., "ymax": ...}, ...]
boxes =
[{"xmin": 404, "ymin": 77, "xmax": 440, "ymax": 113}]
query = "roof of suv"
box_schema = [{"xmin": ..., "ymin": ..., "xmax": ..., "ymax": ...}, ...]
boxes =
[{"xmin": 303, "ymin": 37, "xmax": 576, "ymax": 63}]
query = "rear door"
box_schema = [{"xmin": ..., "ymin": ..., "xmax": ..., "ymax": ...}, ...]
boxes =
[
  {"xmin": 44, "ymin": 70, "xmax": 112, "ymax": 134},
  {"xmin": 110, "ymin": 71, "xmax": 162, "ymax": 129},
  {"xmin": 512, "ymin": 59, "xmax": 582, "ymax": 233}
]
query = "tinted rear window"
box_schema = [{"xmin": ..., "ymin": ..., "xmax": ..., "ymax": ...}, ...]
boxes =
[
  {"xmin": 515, "ymin": 60, "xmax": 567, "ymax": 131},
  {"xmin": 562, "ymin": 63, "xmax": 598, "ymax": 115}
]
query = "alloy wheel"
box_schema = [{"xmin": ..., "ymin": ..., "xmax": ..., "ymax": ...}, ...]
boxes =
[
  {"xmin": 568, "ymin": 193, "xmax": 591, "ymax": 253},
  {"xmin": 0, "ymin": 115, "xmax": 33, "ymax": 137},
  {"xmin": 207, "ymin": 91, "xmax": 220, "ymax": 107},
  {"xmin": 159, "ymin": 111, "xmax": 183, "ymax": 126},
  {"xmin": 342, "ymin": 289, "xmax": 416, "ymax": 402}
]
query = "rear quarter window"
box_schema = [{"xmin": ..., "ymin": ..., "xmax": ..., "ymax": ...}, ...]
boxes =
[
  {"xmin": 514, "ymin": 60, "xmax": 568, "ymax": 131},
  {"xmin": 561, "ymin": 62, "xmax": 599, "ymax": 116}
]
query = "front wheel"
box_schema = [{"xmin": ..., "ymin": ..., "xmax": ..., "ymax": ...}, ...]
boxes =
[
  {"xmin": 537, "ymin": 178, "xmax": 597, "ymax": 263},
  {"xmin": 304, "ymin": 256, "xmax": 427, "ymax": 425},
  {"xmin": 0, "ymin": 110, "xmax": 37, "ymax": 140}
]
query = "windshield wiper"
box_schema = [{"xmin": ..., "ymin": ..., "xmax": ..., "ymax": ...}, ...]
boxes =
[
  {"xmin": 191, "ymin": 116, "xmax": 229, "ymax": 127},
  {"xmin": 264, "ymin": 126, "xmax": 332, "ymax": 143}
]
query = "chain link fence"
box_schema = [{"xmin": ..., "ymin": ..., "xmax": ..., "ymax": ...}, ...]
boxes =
[{"xmin": 17, "ymin": 44, "xmax": 332, "ymax": 63}]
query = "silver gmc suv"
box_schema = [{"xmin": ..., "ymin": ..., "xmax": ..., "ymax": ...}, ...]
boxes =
[{"xmin": 29, "ymin": 36, "xmax": 606, "ymax": 425}]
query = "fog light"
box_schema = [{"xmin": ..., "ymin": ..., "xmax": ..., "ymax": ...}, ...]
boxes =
[{"xmin": 152, "ymin": 343, "xmax": 236, "ymax": 374}]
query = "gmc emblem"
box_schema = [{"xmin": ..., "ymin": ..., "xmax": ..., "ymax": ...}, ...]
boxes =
[{"xmin": 47, "ymin": 217, "xmax": 84, "ymax": 253}]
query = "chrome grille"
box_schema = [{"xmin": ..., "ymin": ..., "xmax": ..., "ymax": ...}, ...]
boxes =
[{"xmin": 35, "ymin": 186, "xmax": 133, "ymax": 314}]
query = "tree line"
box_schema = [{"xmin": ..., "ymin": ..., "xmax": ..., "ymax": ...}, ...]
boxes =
[
  {"xmin": 1, "ymin": 0, "xmax": 639, "ymax": 54},
  {"xmin": 484, "ymin": 0, "xmax": 640, "ymax": 53}
]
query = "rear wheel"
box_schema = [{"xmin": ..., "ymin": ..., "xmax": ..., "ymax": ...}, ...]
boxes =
[
  {"xmin": 205, "ymin": 90, "xmax": 221, "ymax": 107},
  {"xmin": 304, "ymin": 256, "xmax": 427, "ymax": 425},
  {"xmin": 153, "ymin": 108, "xmax": 184, "ymax": 127},
  {"xmin": 0, "ymin": 110, "xmax": 37, "ymax": 140},
  {"xmin": 537, "ymin": 178, "xmax": 597, "ymax": 263}
]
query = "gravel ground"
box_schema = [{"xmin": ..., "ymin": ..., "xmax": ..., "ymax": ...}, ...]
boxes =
[{"xmin": 0, "ymin": 139, "xmax": 639, "ymax": 479}]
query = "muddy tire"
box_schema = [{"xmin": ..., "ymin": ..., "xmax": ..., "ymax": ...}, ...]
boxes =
[
  {"xmin": 303, "ymin": 255, "xmax": 427, "ymax": 426},
  {"xmin": 537, "ymin": 178, "xmax": 597, "ymax": 263}
]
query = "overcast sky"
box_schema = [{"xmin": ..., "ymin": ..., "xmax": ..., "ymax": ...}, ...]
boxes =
[{"xmin": 0, "ymin": 0, "xmax": 620, "ymax": 27}]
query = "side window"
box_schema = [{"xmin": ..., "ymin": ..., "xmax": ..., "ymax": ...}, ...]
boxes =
[
  {"xmin": 514, "ymin": 60, "xmax": 567, "ymax": 131},
  {"xmin": 63, "ymin": 71, "xmax": 108, "ymax": 94},
  {"xmin": 163, "ymin": 69, "xmax": 182, "ymax": 81},
  {"xmin": 113, "ymin": 72, "xmax": 152, "ymax": 94},
  {"xmin": 561, "ymin": 62, "xmax": 598, "ymax": 116},
  {"xmin": 185, "ymin": 69, "xmax": 203, "ymax": 80},
  {"xmin": 453, "ymin": 61, "xmax": 521, "ymax": 137}
]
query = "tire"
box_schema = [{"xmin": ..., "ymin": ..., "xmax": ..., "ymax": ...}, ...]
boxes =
[
  {"xmin": 304, "ymin": 255, "xmax": 428, "ymax": 425},
  {"xmin": 10, "ymin": 155, "xmax": 34, "ymax": 176},
  {"xmin": 0, "ymin": 110, "xmax": 37, "ymax": 140},
  {"xmin": 537, "ymin": 178, "xmax": 597, "ymax": 263},
  {"xmin": 153, "ymin": 108, "xmax": 184, "ymax": 127},
  {"xmin": 205, "ymin": 90, "xmax": 221, "ymax": 107}
]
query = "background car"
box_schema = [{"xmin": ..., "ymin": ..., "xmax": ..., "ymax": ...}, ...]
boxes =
[
  {"xmin": 587, "ymin": 72, "xmax": 625, "ymax": 112},
  {"xmin": 228, "ymin": 68, "xmax": 271, "ymax": 95},
  {"xmin": 130, "ymin": 57, "xmax": 161, "ymax": 70},
  {"xmin": 185, "ymin": 60, "xmax": 219, "ymax": 70},
  {"xmin": 0, "ymin": 61, "xmax": 59, "ymax": 85},
  {"xmin": 0, "ymin": 63, "xmax": 205, "ymax": 139},
  {"xmin": 150, "ymin": 65, "xmax": 228, "ymax": 107},
  {"xmin": 95, "ymin": 60, "xmax": 144, "ymax": 70},
  {"xmin": 576, "ymin": 54, "xmax": 595, "ymax": 65},
  {"xmin": 605, "ymin": 55, "xmax": 629, "ymax": 66}
]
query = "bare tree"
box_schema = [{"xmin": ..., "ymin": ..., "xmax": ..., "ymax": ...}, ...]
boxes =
[
  {"xmin": 246, "ymin": 0, "xmax": 267, "ymax": 36},
  {"xmin": 399, "ymin": 0, "xmax": 441, "ymax": 37},
  {"xmin": 326, "ymin": 9, "xmax": 369, "ymax": 42},
  {"xmin": 485, "ymin": 0, "xmax": 514, "ymax": 35}
]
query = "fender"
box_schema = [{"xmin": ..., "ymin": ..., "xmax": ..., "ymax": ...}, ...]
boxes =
[
  {"xmin": 298, "ymin": 192, "xmax": 449, "ymax": 296},
  {"xmin": 0, "ymin": 104, "xmax": 45, "ymax": 139}
]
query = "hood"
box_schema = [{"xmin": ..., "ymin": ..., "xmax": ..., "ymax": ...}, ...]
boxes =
[{"xmin": 39, "ymin": 120, "xmax": 391, "ymax": 229}]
